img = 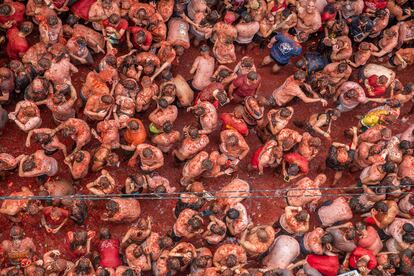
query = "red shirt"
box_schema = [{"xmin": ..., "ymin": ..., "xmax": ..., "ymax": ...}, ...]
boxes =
[
  {"xmin": 306, "ymin": 255, "xmax": 339, "ymax": 276},
  {"xmin": 129, "ymin": 26, "xmax": 152, "ymax": 49},
  {"xmin": 43, "ymin": 207, "xmax": 69, "ymax": 227},
  {"xmin": 367, "ymin": 75, "xmax": 386, "ymax": 97},
  {"xmin": 219, "ymin": 113, "xmax": 249, "ymax": 136},
  {"xmin": 284, "ymin": 152, "xmax": 309, "ymax": 173},
  {"xmin": 349, "ymin": 247, "xmax": 377, "ymax": 270},
  {"xmin": 232, "ymin": 74, "xmax": 260, "ymax": 98},
  {"xmin": 102, "ymin": 18, "xmax": 128, "ymax": 31},
  {"xmin": 0, "ymin": 2, "xmax": 25, "ymax": 27},
  {"xmin": 71, "ymin": 0, "xmax": 96, "ymax": 20},
  {"xmin": 98, "ymin": 239, "xmax": 122, "ymax": 269},
  {"xmin": 364, "ymin": 0, "xmax": 387, "ymax": 12},
  {"xmin": 6, "ymin": 27, "xmax": 29, "ymax": 59},
  {"xmin": 250, "ymin": 146, "xmax": 264, "ymax": 169}
]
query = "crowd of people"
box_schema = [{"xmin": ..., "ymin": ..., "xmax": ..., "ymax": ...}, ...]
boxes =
[{"xmin": 1, "ymin": 0, "xmax": 414, "ymax": 275}]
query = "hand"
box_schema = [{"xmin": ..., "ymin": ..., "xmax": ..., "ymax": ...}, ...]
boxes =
[
  {"xmin": 320, "ymin": 99, "xmax": 328, "ymax": 107},
  {"xmin": 8, "ymin": 113, "xmax": 16, "ymax": 120},
  {"xmin": 267, "ymin": 43, "xmax": 273, "ymax": 49},
  {"xmin": 404, "ymin": 8, "xmax": 412, "ymax": 16}
]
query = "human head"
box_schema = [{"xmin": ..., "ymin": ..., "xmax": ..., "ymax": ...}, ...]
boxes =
[
  {"xmin": 105, "ymin": 200, "xmax": 119, "ymax": 215},
  {"xmin": 188, "ymin": 216, "xmax": 202, "ymax": 230},
  {"xmin": 135, "ymin": 30, "xmax": 146, "ymax": 44},
  {"xmin": 373, "ymin": 201, "xmax": 388, "ymax": 213},
  {"xmin": 10, "ymin": 226, "xmax": 24, "ymax": 240},
  {"xmin": 101, "ymin": 94, "xmax": 114, "ymax": 105},
  {"xmin": 201, "ymin": 159, "xmax": 213, "ymax": 171},
  {"xmin": 47, "ymin": 15, "xmax": 59, "ymax": 27},
  {"xmin": 337, "ymin": 62, "xmax": 348, "ymax": 73},
  {"xmin": 257, "ymin": 228, "xmax": 269, "ymax": 242},
  {"xmin": 108, "ymin": 13, "xmax": 120, "ymax": 25},
  {"xmin": 20, "ymin": 21, "xmax": 34, "ymax": 35},
  {"xmin": 382, "ymin": 162, "xmax": 396, "ymax": 173},
  {"xmin": 225, "ymin": 254, "xmax": 237, "ymax": 268},
  {"xmin": 158, "ymin": 98, "xmax": 168, "ymax": 109},
  {"xmin": 247, "ymin": 71, "xmax": 258, "ymax": 82},
  {"xmin": 162, "ymin": 121, "xmax": 173, "ymax": 133},
  {"xmin": 226, "ymin": 208, "xmax": 240, "ymax": 219},
  {"xmin": 99, "ymin": 227, "xmax": 111, "ymax": 240},
  {"xmin": 142, "ymin": 148, "xmax": 153, "ymax": 158},
  {"xmin": 293, "ymin": 70, "xmax": 306, "ymax": 81},
  {"xmin": 0, "ymin": 4, "xmax": 12, "ymax": 16},
  {"xmin": 295, "ymin": 210, "xmax": 308, "ymax": 222},
  {"xmin": 127, "ymin": 120, "xmax": 140, "ymax": 131},
  {"xmin": 227, "ymin": 135, "xmax": 239, "ymax": 147}
]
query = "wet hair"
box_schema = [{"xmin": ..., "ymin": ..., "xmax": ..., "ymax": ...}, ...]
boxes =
[
  {"xmin": 403, "ymin": 233, "xmax": 414, "ymax": 243},
  {"xmin": 201, "ymin": 158, "xmax": 213, "ymax": 172},
  {"xmin": 379, "ymin": 75, "xmax": 389, "ymax": 84},
  {"xmin": 227, "ymin": 135, "xmax": 239, "ymax": 146},
  {"xmin": 105, "ymin": 200, "xmax": 119, "ymax": 212},
  {"xmin": 128, "ymin": 120, "xmax": 140, "ymax": 130},
  {"xmin": 158, "ymin": 98, "xmax": 168, "ymax": 108},
  {"xmin": 281, "ymin": 8, "xmax": 291, "ymax": 18},
  {"xmin": 189, "ymin": 128, "xmax": 199, "ymax": 139},
  {"xmin": 76, "ymin": 36, "xmax": 87, "ymax": 47},
  {"xmin": 337, "ymin": 62, "xmax": 348, "ymax": 73},
  {"xmin": 66, "ymin": 14, "xmax": 79, "ymax": 26},
  {"xmin": 400, "ymin": 140, "xmax": 411, "ymax": 150},
  {"xmin": 226, "ymin": 208, "xmax": 240, "ymax": 219},
  {"xmin": 10, "ymin": 226, "xmax": 24, "ymax": 239},
  {"xmin": 279, "ymin": 107, "xmax": 292, "ymax": 118},
  {"xmin": 241, "ymin": 11, "xmax": 252, "ymax": 23},
  {"xmin": 135, "ymin": 30, "xmax": 146, "ymax": 44},
  {"xmin": 404, "ymin": 83, "xmax": 413, "ymax": 93},
  {"xmin": 404, "ymin": 223, "xmax": 414, "ymax": 233},
  {"xmin": 345, "ymin": 89, "xmax": 357, "ymax": 99},
  {"xmin": 188, "ymin": 216, "xmax": 202, "ymax": 230},
  {"xmin": 296, "ymin": 58, "xmax": 306, "ymax": 69},
  {"xmin": 38, "ymin": 58, "xmax": 51, "ymax": 70},
  {"xmin": 159, "ymin": 236, "xmax": 173, "ymax": 249},
  {"xmin": 47, "ymin": 15, "xmax": 59, "ymax": 26},
  {"xmin": 20, "ymin": 22, "xmax": 33, "ymax": 35},
  {"xmin": 108, "ymin": 13, "xmax": 120, "ymax": 25},
  {"xmin": 162, "ymin": 121, "xmax": 173, "ymax": 133},
  {"xmin": 137, "ymin": 8, "xmax": 147, "ymax": 18},
  {"xmin": 218, "ymin": 69, "xmax": 230, "ymax": 78},
  {"xmin": 99, "ymin": 227, "xmax": 111, "ymax": 240},
  {"xmin": 294, "ymin": 70, "xmax": 306, "ymax": 80},
  {"xmin": 105, "ymin": 54, "xmax": 117, "ymax": 67},
  {"xmin": 142, "ymin": 148, "xmax": 153, "ymax": 158},
  {"xmin": 211, "ymin": 223, "xmax": 226, "ymax": 235},
  {"xmin": 101, "ymin": 95, "xmax": 113, "ymax": 104},
  {"xmin": 122, "ymin": 78, "xmax": 137, "ymax": 90},
  {"xmin": 155, "ymin": 185, "xmax": 166, "ymax": 193},
  {"xmin": 374, "ymin": 201, "xmax": 388, "ymax": 213},
  {"xmin": 121, "ymin": 269, "xmax": 137, "ymax": 276},
  {"xmin": 162, "ymin": 70, "xmax": 173, "ymax": 81},
  {"xmin": 200, "ymin": 44, "xmax": 210, "ymax": 53},
  {"xmin": 247, "ymin": 71, "xmax": 257, "ymax": 81},
  {"xmin": 382, "ymin": 162, "xmax": 396, "ymax": 173},
  {"xmin": 321, "ymin": 233, "xmax": 334, "ymax": 244},
  {"xmin": 133, "ymin": 246, "xmax": 143, "ymax": 257},
  {"xmin": 22, "ymin": 158, "xmax": 36, "ymax": 172},
  {"xmin": 225, "ymin": 254, "xmax": 238, "ymax": 268},
  {"xmin": 167, "ymin": 257, "xmax": 181, "ymax": 271},
  {"xmin": 287, "ymin": 163, "xmax": 300, "ymax": 176},
  {"xmin": 194, "ymin": 256, "xmax": 210, "ymax": 268},
  {"xmin": 295, "ymin": 210, "xmax": 308, "ymax": 222},
  {"xmin": 345, "ymin": 228, "xmax": 356, "ymax": 240},
  {"xmin": 0, "ymin": 4, "xmax": 12, "ymax": 16},
  {"xmin": 257, "ymin": 228, "xmax": 269, "ymax": 242}
]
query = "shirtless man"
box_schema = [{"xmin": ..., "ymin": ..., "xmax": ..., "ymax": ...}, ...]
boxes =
[
  {"xmin": 391, "ymin": 48, "xmax": 414, "ymax": 70},
  {"xmin": 43, "ymin": 250, "xmax": 74, "ymax": 275},
  {"xmin": 151, "ymin": 123, "xmax": 181, "ymax": 153},
  {"xmin": 296, "ymin": 0, "xmax": 321, "ymax": 41},
  {"xmin": 66, "ymin": 257, "xmax": 95, "ymax": 276},
  {"xmin": 0, "ymin": 187, "xmax": 33, "ymax": 218},
  {"xmin": 219, "ymin": 129, "xmax": 250, "ymax": 162},
  {"xmin": 372, "ymin": 26, "xmax": 400, "ymax": 57},
  {"xmin": 271, "ymin": 70, "xmax": 327, "ymax": 107},
  {"xmin": 136, "ymin": 76, "xmax": 158, "ymax": 113},
  {"xmin": 121, "ymin": 217, "xmax": 152, "ymax": 247},
  {"xmin": 399, "ymin": 154, "xmax": 414, "ymax": 181},
  {"xmin": 359, "ymin": 161, "xmax": 396, "ymax": 185},
  {"xmin": 64, "ymin": 150, "xmax": 90, "ymax": 180},
  {"xmin": 347, "ymin": 42, "xmax": 378, "ymax": 68},
  {"xmin": 203, "ymin": 216, "xmax": 227, "ymax": 245},
  {"xmin": 328, "ymin": 36, "xmax": 353, "ymax": 62},
  {"xmin": 8, "ymin": 100, "xmax": 42, "ymax": 132},
  {"xmin": 297, "ymin": 132, "xmax": 321, "ymax": 161},
  {"xmin": 173, "ymin": 208, "xmax": 204, "ymax": 240},
  {"xmin": 148, "ymin": 98, "xmax": 178, "ymax": 134},
  {"xmin": 18, "ymin": 150, "xmax": 59, "ymax": 181},
  {"xmin": 306, "ymin": 109, "xmax": 341, "ymax": 139},
  {"xmin": 41, "ymin": 206, "xmax": 69, "ymax": 234},
  {"xmin": 240, "ymin": 225, "xmax": 275, "ymax": 257},
  {"xmin": 125, "ymin": 244, "xmax": 151, "ymax": 272},
  {"xmin": 180, "ymin": 151, "xmax": 212, "ymax": 186},
  {"xmin": 187, "ymin": 100, "xmax": 218, "ymax": 134},
  {"xmin": 26, "ymin": 128, "xmax": 67, "ymax": 156},
  {"xmin": 39, "ymin": 15, "xmax": 63, "ymax": 45},
  {"xmin": 287, "ymin": 174, "xmax": 326, "ymax": 210},
  {"xmin": 264, "ymin": 107, "xmax": 294, "ymax": 137},
  {"xmin": 122, "ymin": 143, "xmax": 164, "ymax": 170},
  {"xmin": 336, "ymin": 81, "xmax": 370, "ymax": 112},
  {"xmin": 66, "ymin": 36, "xmax": 94, "ymax": 65},
  {"xmin": 1, "ymin": 227, "xmax": 36, "ymax": 266},
  {"xmin": 86, "ymin": 169, "xmax": 115, "ymax": 195},
  {"xmin": 235, "ymin": 11, "xmax": 260, "ymax": 47},
  {"xmin": 318, "ymin": 62, "xmax": 352, "ymax": 95},
  {"xmin": 84, "ymin": 94, "xmax": 114, "ymax": 121},
  {"xmin": 44, "ymin": 55, "xmax": 78, "ymax": 86},
  {"xmin": 46, "ymin": 82, "xmax": 77, "ymax": 123},
  {"xmin": 25, "ymin": 77, "xmax": 53, "ymax": 103},
  {"xmin": 225, "ymin": 203, "xmax": 250, "ymax": 236},
  {"xmin": 190, "ymin": 44, "xmax": 215, "ymax": 91},
  {"xmin": 387, "ymin": 0, "xmax": 412, "ymax": 21},
  {"xmin": 213, "ymin": 244, "xmax": 247, "ymax": 271},
  {"xmin": 92, "ymin": 119, "xmax": 120, "ymax": 149},
  {"xmin": 173, "ymin": 127, "xmax": 210, "ymax": 162},
  {"xmin": 0, "ymin": 153, "xmax": 24, "ymax": 173},
  {"xmin": 101, "ymin": 199, "xmax": 141, "ymax": 223},
  {"xmin": 52, "ymin": 118, "xmax": 91, "ymax": 154},
  {"xmin": 89, "ymin": 0, "xmax": 119, "ymax": 29}
]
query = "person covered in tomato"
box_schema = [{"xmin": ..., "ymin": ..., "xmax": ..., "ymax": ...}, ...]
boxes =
[
  {"xmin": 41, "ymin": 206, "xmax": 69, "ymax": 234},
  {"xmin": 0, "ymin": 2, "xmax": 25, "ymax": 30},
  {"xmin": 364, "ymin": 74, "xmax": 388, "ymax": 98},
  {"xmin": 1, "ymin": 226, "xmax": 36, "ymax": 267},
  {"xmin": 65, "ymin": 229, "xmax": 96, "ymax": 259},
  {"xmin": 349, "ymin": 246, "xmax": 378, "ymax": 275},
  {"xmin": 6, "ymin": 21, "xmax": 33, "ymax": 60},
  {"xmin": 219, "ymin": 106, "xmax": 249, "ymax": 136},
  {"xmin": 126, "ymin": 25, "xmax": 152, "ymax": 51},
  {"xmin": 282, "ymin": 152, "xmax": 309, "ymax": 182},
  {"xmin": 102, "ymin": 14, "xmax": 128, "ymax": 50},
  {"xmin": 228, "ymin": 71, "xmax": 261, "ymax": 102},
  {"xmin": 70, "ymin": 0, "xmax": 96, "ymax": 21},
  {"xmin": 96, "ymin": 228, "xmax": 122, "ymax": 269},
  {"xmin": 364, "ymin": 0, "xmax": 387, "ymax": 15},
  {"xmin": 123, "ymin": 118, "xmax": 147, "ymax": 146}
]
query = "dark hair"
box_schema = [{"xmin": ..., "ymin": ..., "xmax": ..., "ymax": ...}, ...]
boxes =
[
  {"xmin": 226, "ymin": 208, "xmax": 240, "ymax": 219},
  {"xmin": 404, "ymin": 223, "xmax": 414, "ymax": 233},
  {"xmin": 383, "ymin": 162, "xmax": 396, "ymax": 173},
  {"xmin": 247, "ymin": 71, "xmax": 258, "ymax": 81},
  {"xmin": 374, "ymin": 201, "xmax": 388, "ymax": 213},
  {"xmin": 47, "ymin": 15, "xmax": 59, "ymax": 26},
  {"xmin": 400, "ymin": 140, "xmax": 411, "ymax": 150}
]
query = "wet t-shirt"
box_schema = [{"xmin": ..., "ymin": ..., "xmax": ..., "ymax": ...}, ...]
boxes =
[
  {"xmin": 270, "ymin": 33, "xmax": 302, "ymax": 65},
  {"xmin": 99, "ymin": 239, "xmax": 122, "ymax": 269},
  {"xmin": 232, "ymin": 74, "xmax": 260, "ymax": 98}
]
